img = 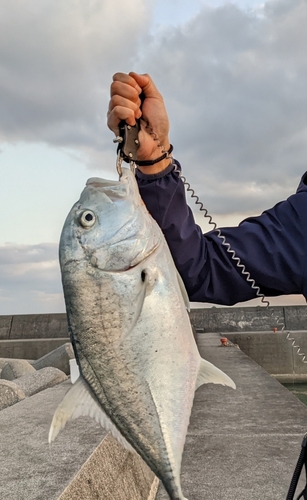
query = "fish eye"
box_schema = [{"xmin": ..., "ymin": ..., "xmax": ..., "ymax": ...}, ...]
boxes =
[{"xmin": 79, "ymin": 210, "xmax": 96, "ymax": 228}]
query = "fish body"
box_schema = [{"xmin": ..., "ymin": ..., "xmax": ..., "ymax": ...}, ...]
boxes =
[{"xmin": 50, "ymin": 167, "xmax": 235, "ymax": 500}]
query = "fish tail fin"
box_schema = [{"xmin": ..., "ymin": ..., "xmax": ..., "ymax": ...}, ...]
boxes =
[{"xmin": 195, "ymin": 358, "xmax": 236, "ymax": 391}]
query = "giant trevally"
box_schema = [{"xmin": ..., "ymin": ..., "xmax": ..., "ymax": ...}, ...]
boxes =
[{"xmin": 49, "ymin": 167, "xmax": 235, "ymax": 500}]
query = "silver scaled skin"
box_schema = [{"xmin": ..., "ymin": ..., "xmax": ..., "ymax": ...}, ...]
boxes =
[{"xmin": 51, "ymin": 167, "xmax": 235, "ymax": 500}]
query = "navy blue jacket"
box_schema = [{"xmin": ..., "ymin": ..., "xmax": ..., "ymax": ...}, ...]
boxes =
[{"xmin": 136, "ymin": 162, "xmax": 307, "ymax": 305}]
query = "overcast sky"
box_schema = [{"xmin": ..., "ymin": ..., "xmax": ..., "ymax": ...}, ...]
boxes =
[{"xmin": 1, "ymin": 0, "xmax": 307, "ymax": 314}]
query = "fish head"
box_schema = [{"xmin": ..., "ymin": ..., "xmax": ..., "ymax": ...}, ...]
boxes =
[{"xmin": 60, "ymin": 167, "xmax": 161, "ymax": 272}]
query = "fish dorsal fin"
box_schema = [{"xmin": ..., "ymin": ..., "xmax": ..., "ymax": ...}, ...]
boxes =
[
  {"xmin": 176, "ymin": 270, "xmax": 190, "ymax": 312},
  {"xmin": 195, "ymin": 358, "xmax": 236, "ymax": 391},
  {"xmin": 48, "ymin": 377, "xmax": 134, "ymax": 452}
]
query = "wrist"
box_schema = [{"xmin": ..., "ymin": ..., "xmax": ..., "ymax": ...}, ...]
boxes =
[
  {"xmin": 137, "ymin": 157, "xmax": 172, "ymax": 175},
  {"xmin": 136, "ymin": 142, "xmax": 172, "ymax": 174}
]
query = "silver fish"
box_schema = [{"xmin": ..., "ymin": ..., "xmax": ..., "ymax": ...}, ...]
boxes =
[{"xmin": 49, "ymin": 167, "xmax": 235, "ymax": 500}]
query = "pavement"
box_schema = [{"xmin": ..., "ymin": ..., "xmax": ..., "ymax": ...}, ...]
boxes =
[{"xmin": 157, "ymin": 332, "xmax": 307, "ymax": 499}]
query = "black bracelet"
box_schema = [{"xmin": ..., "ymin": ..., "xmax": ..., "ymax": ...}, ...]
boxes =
[{"xmin": 135, "ymin": 144, "xmax": 173, "ymax": 167}]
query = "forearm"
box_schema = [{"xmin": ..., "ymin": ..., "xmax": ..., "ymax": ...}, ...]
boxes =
[{"xmin": 136, "ymin": 164, "xmax": 307, "ymax": 305}]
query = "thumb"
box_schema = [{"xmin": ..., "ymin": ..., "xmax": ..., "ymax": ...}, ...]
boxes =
[{"xmin": 129, "ymin": 72, "xmax": 161, "ymax": 99}]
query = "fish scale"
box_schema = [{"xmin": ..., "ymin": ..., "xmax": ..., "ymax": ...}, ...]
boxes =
[{"xmin": 49, "ymin": 167, "xmax": 236, "ymax": 500}]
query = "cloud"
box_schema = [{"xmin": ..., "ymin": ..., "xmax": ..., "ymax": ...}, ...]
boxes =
[
  {"xmin": 2, "ymin": 1, "xmax": 307, "ymax": 216},
  {"xmin": 135, "ymin": 0, "xmax": 307, "ymax": 213},
  {"xmin": 0, "ymin": 0, "xmax": 151, "ymax": 149},
  {"xmin": 0, "ymin": 243, "xmax": 64, "ymax": 314},
  {"xmin": 0, "ymin": 243, "xmax": 57, "ymax": 265}
]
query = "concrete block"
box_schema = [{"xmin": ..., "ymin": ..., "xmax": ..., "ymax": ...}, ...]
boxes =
[
  {"xmin": 1, "ymin": 359, "xmax": 36, "ymax": 381},
  {"xmin": 189, "ymin": 308, "xmax": 207, "ymax": 330},
  {"xmin": 272, "ymin": 374, "xmax": 307, "ymax": 384},
  {"xmin": 14, "ymin": 367, "xmax": 67, "ymax": 397},
  {"xmin": 31, "ymin": 342, "xmax": 74, "ymax": 375},
  {"xmin": 58, "ymin": 434, "xmax": 159, "ymax": 500},
  {"xmin": 284, "ymin": 306, "xmax": 307, "ymax": 330},
  {"xmin": 190, "ymin": 306, "xmax": 284, "ymax": 332},
  {"xmin": 0, "ymin": 316, "xmax": 12, "ymax": 339},
  {"xmin": 0, "ymin": 380, "xmax": 25, "ymax": 410},
  {"xmin": 0, "ymin": 357, "xmax": 20, "ymax": 369},
  {"xmin": 226, "ymin": 332, "xmax": 294, "ymax": 375},
  {"xmin": 10, "ymin": 313, "xmax": 68, "ymax": 339},
  {"xmin": 0, "ymin": 338, "xmax": 69, "ymax": 360},
  {"xmin": 284, "ymin": 331, "xmax": 307, "ymax": 376},
  {"xmin": 0, "ymin": 357, "xmax": 33, "ymax": 369},
  {"xmin": 226, "ymin": 331, "xmax": 307, "ymax": 379}
]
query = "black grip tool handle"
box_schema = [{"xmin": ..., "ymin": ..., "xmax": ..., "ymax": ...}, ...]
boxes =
[{"xmin": 115, "ymin": 120, "xmax": 140, "ymax": 163}]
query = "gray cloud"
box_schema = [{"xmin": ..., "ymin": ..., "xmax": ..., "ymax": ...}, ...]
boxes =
[
  {"xmin": 0, "ymin": 243, "xmax": 57, "ymax": 265},
  {"xmin": 136, "ymin": 0, "xmax": 307, "ymax": 213},
  {"xmin": 2, "ymin": 1, "xmax": 307, "ymax": 215},
  {"xmin": 0, "ymin": 0, "xmax": 150, "ymax": 149},
  {"xmin": 0, "ymin": 243, "xmax": 63, "ymax": 313}
]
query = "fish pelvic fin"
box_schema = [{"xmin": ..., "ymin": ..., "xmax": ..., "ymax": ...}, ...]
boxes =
[
  {"xmin": 195, "ymin": 358, "xmax": 236, "ymax": 391},
  {"xmin": 48, "ymin": 377, "xmax": 134, "ymax": 452}
]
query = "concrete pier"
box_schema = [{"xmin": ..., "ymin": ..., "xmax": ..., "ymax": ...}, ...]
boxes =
[
  {"xmin": 1, "ymin": 331, "xmax": 307, "ymax": 499},
  {"xmin": 157, "ymin": 332, "xmax": 307, "ymax": 499}
]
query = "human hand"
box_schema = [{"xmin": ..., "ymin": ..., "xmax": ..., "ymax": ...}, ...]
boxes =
[{"xmin": 107, "ymin": 72, "xmax": 171, "ymax": 174}]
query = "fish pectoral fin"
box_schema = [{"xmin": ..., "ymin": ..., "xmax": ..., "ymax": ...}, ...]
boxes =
[
  {"xmin": 48, "ymin": 377, "xmax": 134, "ymax": 452},
  {"xmin": 195, "ymin": 358, "xmax": 236, "ymax": 390},
  {"xmin": 116, "ymin": 268, "xmax": 155, "ymax": 346}
]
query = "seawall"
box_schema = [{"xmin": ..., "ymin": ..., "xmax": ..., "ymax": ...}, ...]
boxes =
[
  {"xmin": 189, "ymin": 304, "xmax": 307, "ymax": 332},
  {"xmin": 1, "ymin": 305, "xmax": 306, "ymax": 341},
  {"xmin": 2, "ymin": 308, "xmax": 306, "ymax": 380}
]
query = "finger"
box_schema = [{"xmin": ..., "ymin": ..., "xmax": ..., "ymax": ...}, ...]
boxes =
[
  {"xmin": 110, "ymin": 82, "xmax": 142, "ymax": 113},
  {"xmin": 108, "ymin": 95, "xmax": 141, "ymax": 115},
  {"xmin": 129, "ymin": 72, "xmax": 162, "ymax": 100},
  {"xmin": 108, "ymin": 96, "xmax": 142, "ymax": 134},
  {"xmin": 112, "ymin": 72, "xmax": 142, "ymax": 94},
  {"xmin": 107, "ymin": 106, "xmax": 137, "ymax": 133}
]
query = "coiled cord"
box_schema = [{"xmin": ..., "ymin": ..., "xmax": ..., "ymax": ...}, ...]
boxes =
[
  {"xmin": 180, "ymin": 173, "xmax": 307, "ymax": 365},
  {"xmin": 180, "ymin": 174, "xmax": 270, "ymax": 306},
  {"xmin": 286, "ymin": 332, "xmax": 307, "ymax": 364}
]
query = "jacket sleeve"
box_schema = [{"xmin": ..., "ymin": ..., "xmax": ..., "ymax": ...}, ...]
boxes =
[{"xmin": 136, "ymin": 162, "xmax": 307, "ymax": 305}]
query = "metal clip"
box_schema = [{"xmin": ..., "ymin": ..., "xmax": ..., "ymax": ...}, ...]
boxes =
[
  {"xmin": 116, "ymin": 151, "xmax": 123, "ymax": 177},
  {"xmin": 115, "ymin": 121, "xmax": 140, "ymax": 175}
]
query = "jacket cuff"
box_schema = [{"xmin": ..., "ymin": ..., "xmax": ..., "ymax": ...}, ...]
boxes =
[{"xmin": 135, "ymin": 160, "xmax": 181, "ymax": 181}]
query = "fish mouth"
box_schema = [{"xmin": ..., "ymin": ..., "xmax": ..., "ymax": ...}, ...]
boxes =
[
  {"xmin": 86, "ymin": 177, "xmax": 121, "ymax": 188},
  {"xmin": 85, "ymin": 174, "xmax": 129, "ymax": 201},
  {"xmin": 86, "ymin": 166, "xmax": 133, "ymax": 190}
]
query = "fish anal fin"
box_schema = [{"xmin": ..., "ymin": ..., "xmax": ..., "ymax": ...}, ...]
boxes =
[
  {"xmin": 195, "ymin": 358, "xmax": 236, "ymax": 391},
  {"xmin": 48, "ymin": 377, "xmax": 134, "ymax": 452}
]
